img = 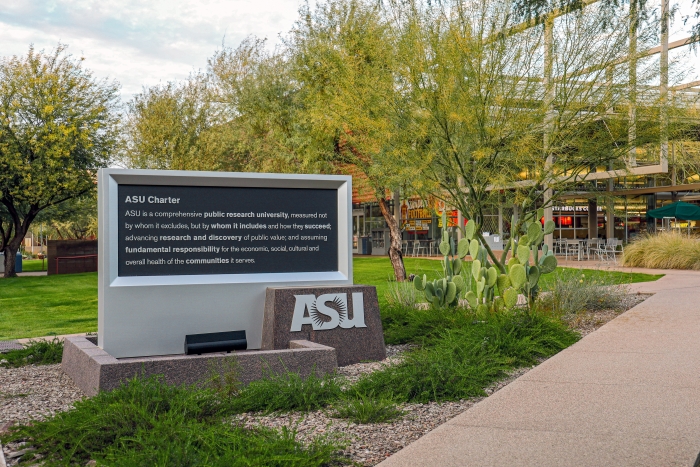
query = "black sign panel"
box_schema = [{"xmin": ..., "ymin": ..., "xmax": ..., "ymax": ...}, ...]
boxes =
[{"xmin": 118, "ymin": 185, "xmax": 338, "ymax": 276}]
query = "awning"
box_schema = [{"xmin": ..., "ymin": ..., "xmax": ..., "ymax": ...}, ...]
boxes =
[{"xmin": 647, "ymin": 201, "xmax": 700, "ymax": 220}]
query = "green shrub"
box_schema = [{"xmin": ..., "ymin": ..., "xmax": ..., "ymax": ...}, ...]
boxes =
[
  {"xmin": 1, "ymin": 375, "xmax": 345, "ymax": 467},
  {"xmin": 0, "ymin": 338, "xmax": 63, "ymax": 368},
  {"xmin": 230, "ymin": 368, "xmax": 344, "ymax": 414},
  {"xmin": 536, "ymin": 269, "xmax": 630, "ymax": 316},
  {"xmin": 332, "ymin": 391, "xmax": 404, "ymax": 424},
  {"xmin": 623, "ymin": 232, "xmax": 700, "ymax": 269},
  {"xmin": 355, "ymin": 311, "xmax": 578, "ymax": 403},
  {"xmin": 380, "ymin": 304, "xmax": 476, "ymax": 345}
]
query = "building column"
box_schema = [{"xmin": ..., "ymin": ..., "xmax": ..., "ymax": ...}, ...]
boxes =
[
  {"xmin": 498, "ymin": 205, "xmax": 503, "ymax": 238},
  {"xmin": 588, "ymin": 199, "xmax": 598, "ymax": 239},
  {"xmin": 606, "ymin": 198, "xmax": 615, "ymax": 240}
]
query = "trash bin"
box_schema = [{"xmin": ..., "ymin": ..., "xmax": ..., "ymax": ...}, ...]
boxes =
[
  {"xmin": 360, "ymin": 236, "xmax": 372, "ymax": 255},
  {"xmin": 0, "ymin": 252, "xmax": 22, "ymax": 273}
]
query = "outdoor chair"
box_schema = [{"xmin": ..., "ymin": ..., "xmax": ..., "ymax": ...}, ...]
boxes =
[
  {"xmin": 586, "ymin": 238, "xmax": 603, "ymax": 261},
  {"xmin": 553, "ymin": 238, "xmax": 566, "ymax": 256},
  {"xmin": 412, "ymin": 240, "xmax": 427, "ymax": 257},
  {"xmin": 565, "ymin": 239, "xmax": 582, "ymax": 261}
]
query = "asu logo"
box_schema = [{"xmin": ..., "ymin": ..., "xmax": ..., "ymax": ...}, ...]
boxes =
[{"xmin": 290, "ymin": 293, "xmax": 367, "ymax": 331}]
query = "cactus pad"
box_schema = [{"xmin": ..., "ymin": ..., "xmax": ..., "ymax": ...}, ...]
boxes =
[
  {"xmin": 486, "ymin": 267, "xmax": 498, "ymax": 287},
  {"xmin": 517, "ymin": 244, "xmax": 530, "ymax": 265},
  {"xmin": 472, "ymin": 259, "xmax": 482, "ymax": 279},
  {"xmin": 445, "ymin": 281, "xmax": 457, "ymax": 304},
  {"xmin": 504, "ymin": 287, "xmax": 519, "ymax": 308},
  {"xmin": 544, "ymin": 219, "xmax": 556, "ymax": 235},
  {"xmin": 539, "ymin": 254, "xmax": 557, "ymax": 274},
  {"xmin": 457, "ymin": 238, "xmax": 469, "ymax": 258},
  {"xmin": 453, "ymin": 258, "xmax": 462, "ymax": 275},
  {"xmin": 528, "ymin": 265, "xmax": 540, "ymax": 289},
  {"xmin": 469, "ymin": 239, "xmax": 479, "ymax": 258},
  {"xmin": 497, "ymin": 273, "xmax": 511, "ymax": 292},
  {"xmin": 464, "ymin": 219, "xmax": 476, "ymax": 240},
  {"xmin": 465, "ymin": 291, "xmax": 477, "ymax": 309},
  {"xmin": 509, "ymin": 264, "xmax": 527, "ymax": 288}
]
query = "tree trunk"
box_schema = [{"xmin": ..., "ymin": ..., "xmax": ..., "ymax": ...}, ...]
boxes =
[
  {"xmin": 2, "ymin": 227, "xmax": 26, "ymax": 278},
  {"xmin": 378, "ymin": 196, "xmax": 406, "ymax": 282}
]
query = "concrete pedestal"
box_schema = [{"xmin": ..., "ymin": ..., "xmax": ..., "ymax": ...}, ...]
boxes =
[{"xmin": 62, "ymin": 336, "xmax": 337, "ymax": 396}]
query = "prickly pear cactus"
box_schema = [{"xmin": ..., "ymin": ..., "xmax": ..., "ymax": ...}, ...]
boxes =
[
  {"xmin": 413, "ymin": 211, "xmax": 467, "ymax": 308},
  {"xmin": 506, "ymin": 210, "xmax": 559, "ymax": 308}
]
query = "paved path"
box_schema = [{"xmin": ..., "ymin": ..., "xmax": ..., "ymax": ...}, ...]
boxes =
[{"xmin": 379, "ymin": 269, "xmax": 700, "ymax": 467}]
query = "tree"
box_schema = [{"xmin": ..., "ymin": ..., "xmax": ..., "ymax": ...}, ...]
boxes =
[
  {"xmin": 32, "ymin": 193, "xmax": 98, "ymax": 241},
  {"xmin": 288, "ymin": 0, "xmax": 417, "ymax": 281},
  {"xmin": 0, "ymin": 45, "xmax": 119, "ymax": 277},
  {"xmin": 208, "ymin": 37, "xmax": 320, "ymax": 174},
  {"xmin": 119, "ymin": 75, "xmax": 234, "ymax": 171},
  {"xmin": 389, "ymin": 0, "xmax": 660, "ymax": 271}
]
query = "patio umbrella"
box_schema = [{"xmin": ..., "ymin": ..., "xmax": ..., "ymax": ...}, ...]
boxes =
[{"xmin": 647, "ymin": 201, "xmax": 700, "ymax": 220}]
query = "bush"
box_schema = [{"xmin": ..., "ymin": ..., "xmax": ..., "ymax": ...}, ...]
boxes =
[
  {"xmin": 355, "ymin": 311, "xmax": 578, "ymax": 403},
  {"xmin": 332, "ymin": 391, "xmax": 404, "ymax": 424},
  {"xmin": 623, "ymin": 232, "xmax": 700, "ymax": 269},
  {"xmin": 536, "ymin": 269, "xmax": 630, "ymax": 316},
  {"xmin": 230, "ymin": 368, "xmax": 344, "ymax": 414},
  {"xmin": 380, "ymin": 304, "xmax": 477, "ymax": 345},
  {"xmin": 1, "ymin": 375, "xmax": 345, "ymax": 467},
  {"xmin": 0, "ymin": 338, "xmax": 63, "ymax": 368}
]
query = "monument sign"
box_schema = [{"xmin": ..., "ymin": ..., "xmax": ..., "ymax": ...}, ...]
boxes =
[{"xmin": 98, "ymin": 169, "xmax": 352, "ymax": 358}]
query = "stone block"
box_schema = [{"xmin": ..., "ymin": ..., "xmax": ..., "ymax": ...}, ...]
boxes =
[
  {"xmin": 262, "ymin": 285, "xmax": 386, "ymax": 366},
  {"xmin": 62, "ymin": 336, "xmax": 337, "ymax": 397}
]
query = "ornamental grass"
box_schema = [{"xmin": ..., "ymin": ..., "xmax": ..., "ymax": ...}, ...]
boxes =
[{"xmin": 623, "ymin": 232, "xmax": 700, "ymax": 270}]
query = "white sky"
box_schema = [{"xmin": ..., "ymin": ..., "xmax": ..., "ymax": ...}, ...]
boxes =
[
  {"xmin": 0, "ymin": 0, "xmax": 305, "ymax": 99},
  {"xmin": 0, "ymin": 0, "xmax": 697, "ymax": 102}
]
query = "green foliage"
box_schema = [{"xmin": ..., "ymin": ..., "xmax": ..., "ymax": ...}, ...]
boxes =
[
  {"xmin": 0, "ymin": 338, "xmax": 63, "ymax": 368},
  {"xmin": 0, "ymin": 45, "xmax": 118, "ymax": 276},
  {"xmin": 0, "ymin": 375, "xmax": 344, "ymax": 467},
  {"xmin": 120, "ymin": 76, "xmax": 232, "ymax": 172},
  {"xmin": 31, "ymin": 194, "xmax": 98, "ymax": 241},
  {"xmin": 332, "ymin": 391, "xmax": 404, "ymax": 424},
  {"xmin": 354, "ymin": 310, "xmax": 579, "ymax": 403},
  {"xmin": 230, "ymin": 368, "xmax": 344, "ymax": 414},
  {"xmin": 381, "ymin": 303, "xmax": 480, "ymax": 345}
]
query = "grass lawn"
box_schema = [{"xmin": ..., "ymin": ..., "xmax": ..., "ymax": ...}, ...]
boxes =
[
  {"xmin": 0, "ymin": 273, "xmax": 97, "ymax": 340},
  {"xmin": 356, "ymin": 256, "xmax": 664, "ymax": 308},
  {"xmin": 20, "ymin": 259, "xmax": 48, "ymax": 272},
  {"xmin": 0, "ymin": 257, "xmax": 663, "ymax": 340}
]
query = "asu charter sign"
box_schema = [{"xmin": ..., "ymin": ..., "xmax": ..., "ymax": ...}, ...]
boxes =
[
  {"xmin": 263, "ymin": 285, "xmax": 385, "ymax": 366},
  {"xmin": 98, "ymin": 169, "xmax": 354, "ymax": 358}
]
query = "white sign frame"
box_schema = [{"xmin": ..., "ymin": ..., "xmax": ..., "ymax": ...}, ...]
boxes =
[{"xmin": 98, "ymin": 169, "xmax": 352, "ymax": 358}]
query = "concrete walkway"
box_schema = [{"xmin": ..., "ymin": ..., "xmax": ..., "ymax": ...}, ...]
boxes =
[{"xmin": 379, "ymin": 269, "xmax": 700, "ymax": 467}]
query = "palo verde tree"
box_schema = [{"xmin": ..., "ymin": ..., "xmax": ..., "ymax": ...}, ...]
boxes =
[
  {"xmin": 119, "ymin": 75, "xmax": 234, "ymax": 171},
  {"xmin": 390, "ymin": 0, "xmax": 660, "ymax": 272},
  {"xmin": 0, "ymin": 45, "xmax": 119, "ymax": 277},
  {"xmin": 208, "ymin": 37, "xmax": 320, "ymax": 174},
  {"xmin": 288, "ymin": 0, "xmax": 419, "ymax": 281}
]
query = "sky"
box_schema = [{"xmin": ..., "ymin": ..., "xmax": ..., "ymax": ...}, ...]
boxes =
[
  {"xmin": 0, "ymin": 0, "xmax": 305, "ymax": 99},
  {"xmin": 0, "ymin": 0, "xmax": 697, "ymax": 103}
]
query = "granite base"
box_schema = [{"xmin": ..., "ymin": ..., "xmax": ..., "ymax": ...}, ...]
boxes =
[{"xmin": 62, "ymin": 336, "xmax": 337, "ymax": 397}]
